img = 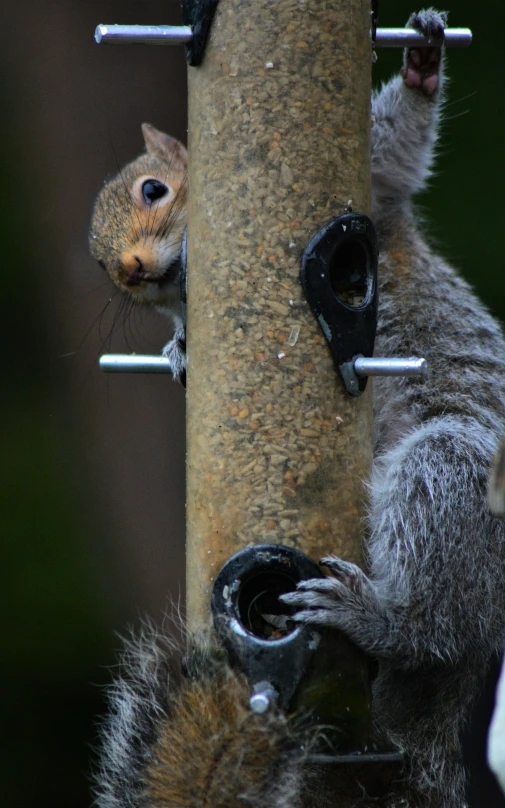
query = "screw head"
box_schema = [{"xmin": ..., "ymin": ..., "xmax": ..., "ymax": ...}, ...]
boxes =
[{"xmin": 249, "ymin": 692, "xmax": 272, "ymax": 714}]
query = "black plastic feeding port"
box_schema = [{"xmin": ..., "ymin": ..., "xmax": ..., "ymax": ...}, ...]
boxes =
[
  {"xmin": 301, "ymin": 212, "xmax": 378, "ymax": 396},
  {"xmin": 180, "ymin": 227, "xmax": 187, "ymax": 325},
  {"xmin": 212, "ymin": 545, "xmax": 404, "ymax": 779},
  {"xmin": 236, "ymin": 569, "xmax": 297, "ymax": 639},
  {"xmin": 329, "ymin": 240, "xmax": 369, "ymax": 308},
  {"xmin": 212, "ymin": 545, "xmax": 325, "ymax": 710},
  {"xmin": 181, "ymin": 0, "xmax": 220, "ymax": 65}
]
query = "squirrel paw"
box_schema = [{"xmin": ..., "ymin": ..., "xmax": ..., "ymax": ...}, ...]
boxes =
[
  {"xmin": 280, "ymin": 558, "xmax": 387, "ymax": 654},
  {"xmin": 319, "ymin": 556, "xmax": 374, "ymax": 594},
  {"xmin": 401, "ymin": 9, "xmax": 448, "ymax": 96},
  {"xmin": 162, "ymin": 326, "xmax": 186, "ymax": 386}
]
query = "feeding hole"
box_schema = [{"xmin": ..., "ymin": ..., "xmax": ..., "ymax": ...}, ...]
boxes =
[
  {"xmin": 238, "ymin": 571, "xmax": 297, "ymax": 640},
  {"xmin": 329, "ymin": 239, "xmax": 369, "ymax": 308}
]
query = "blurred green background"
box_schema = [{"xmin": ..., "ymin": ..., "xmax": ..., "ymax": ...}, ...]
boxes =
[{"xmin": 1, "ymin": 1, "xmax": 504, "ymax": 806}]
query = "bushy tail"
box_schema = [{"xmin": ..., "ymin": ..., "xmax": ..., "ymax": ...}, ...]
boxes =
[{"xmin": 93, "ymin": 623, "xmax": 302, "ymax": 808}]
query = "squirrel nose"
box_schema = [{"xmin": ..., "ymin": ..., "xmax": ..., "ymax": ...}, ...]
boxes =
[{"xmin": 124, "ymin": 255, "xmax": 144, "ymax": 286}]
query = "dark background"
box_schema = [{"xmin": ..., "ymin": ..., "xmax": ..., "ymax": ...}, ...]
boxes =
[{"xmin": 1, "ymin": 1, "xmax": 504, "ymax": 806}]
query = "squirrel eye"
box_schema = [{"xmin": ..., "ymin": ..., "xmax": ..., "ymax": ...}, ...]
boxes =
[{"xmin": 142, "ymin": 179, "xmax": 168, "ymax": 205}]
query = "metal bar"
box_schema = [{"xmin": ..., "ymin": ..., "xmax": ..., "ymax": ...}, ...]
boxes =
[
  {"xmin": 94, "ymin": 24, "xmax": 471, "ymax": 48},
  {"xmin": 99, "ymin": 354, "xmax": 173, "ymax": 374},
  {"xmin": 99, "ymin": 354, "xmax": 427, "ymax": 378},
  {"xmin": 94, "ymin": 24, "xmax": 192, "ymax": 45},
  {"xmin": 354, "ymin": 357, "xmax": 428, "ymax": 378},
  {"xmin": 375, "ymin": 28, "xmax": 472, "ymax": 48}
]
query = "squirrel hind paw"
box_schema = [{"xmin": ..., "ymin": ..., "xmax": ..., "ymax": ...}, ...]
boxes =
[{"xmin": 401, "ymin": 9, "xmax": 447, "ymax": 96}]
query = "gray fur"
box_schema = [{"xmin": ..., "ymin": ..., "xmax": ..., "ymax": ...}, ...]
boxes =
[
  {"xmin": 161, "ymin": 325, "xmax": 186, "ymax": 386},
  {"xmin": 371, "ymin": 10, "xmax": 448, "ymax": 206},
  {"xmin": 283, "ymin": 9, "xmax": 505, "ymax": 807},
  {"xmin": 93, "ymin": 622, "xmax": 179, "ymax": 808}
]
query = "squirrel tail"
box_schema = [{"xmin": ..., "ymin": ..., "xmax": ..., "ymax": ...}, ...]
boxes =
[{"xmin": 93, "ymin": 620, "xmax": 303, "ymax": 808}]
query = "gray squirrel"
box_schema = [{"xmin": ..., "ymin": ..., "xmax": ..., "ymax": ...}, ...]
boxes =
[
  {"xmin": 89, "ymin": 123, "xmax": 187, "ymax": 382},
  {"xmin": 283, "ymin": 8, "xmax": 505, "ymax": 807},
  {"xmin": 93, "ymin": 10, "xmax": 505, "ymax": 808}
]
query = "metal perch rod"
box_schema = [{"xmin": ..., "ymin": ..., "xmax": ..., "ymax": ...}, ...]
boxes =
[
  {"xmin": 99, "ymin": 354, "xmax": 173, "ymax": 373},
  {"xmin": 95, "ymin": 25, "xmax": 193, "ymax": 45},
  {"xmin": 99, "ymin": 354, "xmax": 428, "ymax": 377},
  {"xmin": 376, "ymin": 28, "xmax": 471, "ymax": 47},
  {"xmin": 353, "ymin": 357, "xmax": 428, "ymax": 378},
  {"xmin": 95, "ymin": 24, "xmax": 472, "ymax": 48}
]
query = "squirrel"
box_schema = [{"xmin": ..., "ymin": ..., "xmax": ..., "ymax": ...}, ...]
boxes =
[
  {"xmin": 89, "ymin": 123, "xmax": 188, "ymax": 383},
  {"xmin": 282, "ymin": 8, "xmax": 505, "ymax": 807},
  {"xmin": 93, "ymin": 9, "xmax": 505, "ymax": 808}
]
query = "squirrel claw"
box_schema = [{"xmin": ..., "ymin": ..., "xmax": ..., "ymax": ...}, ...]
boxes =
[
  {"xmin": 407, "ymin": 9, "xmax": 448, "ymax": 41},
  {"xmin": 281, "ymin": 576, "xmax": 354, "ymax": 613},
  {"xmin": 320, "ymin": 556, "xmax": 374, "ymax": 597}
]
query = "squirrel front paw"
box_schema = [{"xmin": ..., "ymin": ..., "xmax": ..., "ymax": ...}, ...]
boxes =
[
  {"xmin": 401, "ymin": 9, "xmax": 448, "ymax": 96},
  {"xmin": 162, "ymin": 326, "xmax": 186, "ymax": 386},
  {"xmin": 280, "ymin": 557, "xmax": 389, "ymax": 656}
]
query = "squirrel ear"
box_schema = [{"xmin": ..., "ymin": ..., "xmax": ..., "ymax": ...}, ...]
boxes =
[{"xmin": 141, "ymin": 123, "xmax": 188, "ymax": 168}]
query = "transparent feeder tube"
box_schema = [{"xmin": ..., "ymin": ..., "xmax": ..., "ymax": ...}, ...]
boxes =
[{"xmin": 186, "ymin": 0, "xmax": 373, "ymax": 628}]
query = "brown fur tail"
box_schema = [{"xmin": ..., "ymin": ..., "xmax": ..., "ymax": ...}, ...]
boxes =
[{"xmin": 94, "ymin": 624, "xmax": 302, "ymax": 808}]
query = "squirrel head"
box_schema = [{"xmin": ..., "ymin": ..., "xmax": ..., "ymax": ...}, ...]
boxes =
[{"xmin": 89, "ymin": 123, "xmax": 187, "ymax": 312}]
